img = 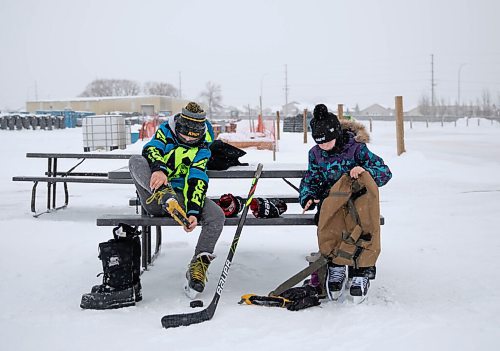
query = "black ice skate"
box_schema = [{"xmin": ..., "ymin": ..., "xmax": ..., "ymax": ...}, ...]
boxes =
[
  {"xmin": 349, "ymin": 275, "xmax": 370, "ymax": 304},
  {"xmin": 146, "ymin": 185, "xmax": 190, "ymax": 227},
  {"xmin": 184, "ymin": 252, "xmax": 216, "ymax": 299},
  {"xmin": 326, "ymin": 263, "xmax": 347, "ymax": 301}
]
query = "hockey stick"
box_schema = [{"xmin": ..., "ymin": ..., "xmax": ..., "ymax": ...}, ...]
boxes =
[{"xmin": 161, "ymin": 163, "xmax": 264, "ymax": 329}]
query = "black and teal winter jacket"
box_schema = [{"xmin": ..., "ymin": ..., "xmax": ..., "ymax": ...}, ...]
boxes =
[
  {"xmin": 299, "ymin": 120, "xmax": 392, "ymax": 208},
  {"xmin": 142, "ymin": 115, "xmax": 215, "ymax": 220}
]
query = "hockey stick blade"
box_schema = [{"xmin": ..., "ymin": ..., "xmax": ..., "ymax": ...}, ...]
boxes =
[
  {"xmin": 161, "ymin": 298, "xmax": 217, "ymax": 328},
  {"xmin": 161, "ymin": 163, "xmax": 264, "ymax": 329}
]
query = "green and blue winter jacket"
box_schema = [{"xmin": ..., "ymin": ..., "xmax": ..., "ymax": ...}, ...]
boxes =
[{"xmin": 142, "ymin": 115, "xmax": 214, "ymax": 220}]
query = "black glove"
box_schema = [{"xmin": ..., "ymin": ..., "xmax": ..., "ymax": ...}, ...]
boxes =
[
  {"xmin": 280, "ymin": 285, "xmax": 318, "ymax": 300},
  {"xmin": 279, "ymin": 285, "xmax": 321, "ymax": 311},
  {"xmin": 250, "ymin": 198, "xmax": 287, "ymax": 218},
  {"xmin": 287, "ymin": 295, "xmax": 320, "ymax": 311},
  {"xmin": 216, "ymin": 193, "xmax": 244, "ymax": 217}
]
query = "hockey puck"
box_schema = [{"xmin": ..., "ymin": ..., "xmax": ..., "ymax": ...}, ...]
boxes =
[{"xmin": 190, "ymin": 300, "xmax": 203, "ymax": 308}]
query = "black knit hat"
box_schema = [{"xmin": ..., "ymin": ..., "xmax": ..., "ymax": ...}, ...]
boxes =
[
  {"xmin": 175, "ymin": 102, "xmax": 207, "ymax": 141},
  {"xmin": 310, "ymin": 104, "xmax": 341, "ymax": 144}
]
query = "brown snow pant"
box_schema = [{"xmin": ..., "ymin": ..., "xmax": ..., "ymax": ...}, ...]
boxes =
[{"xmin": 317, "ymin": 172, "xmax": 381, "ymax": 268}]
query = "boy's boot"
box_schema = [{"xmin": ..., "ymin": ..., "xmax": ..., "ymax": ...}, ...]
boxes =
[
  {"xmin": 89, "ymin": 235, "xmax": 142, "ymax": 301},
  {"xmin": 184, "ymin": 252, "xmax": 216, "ymax": 299},
  {"xmin": 326, "ymin": 263, "xmax": 347, "ymax": 301},
  {"xmin": 81, "ymin": 238, "xmax": 140, "ymax": 309},
  {"xmin": 130, "ymin": 235, "xmax": 142, "ymax": 302}
]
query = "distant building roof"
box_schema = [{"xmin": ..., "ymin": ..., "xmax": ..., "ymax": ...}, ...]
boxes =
[{"xmin": 358, "ymin": 103, "xmax": 393, "ymax": 116}]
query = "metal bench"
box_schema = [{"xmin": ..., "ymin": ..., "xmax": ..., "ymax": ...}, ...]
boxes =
[
  {"xmin": 98, "ymin": 164, "xmax": 308, "ymax": 270},
  {"xmin": 97, "ymin": 213, "xmax": 385, "ymax": 270},
  {"xmin": 12, "ymin": 153, "xmax": 138, "ymax": 217}
]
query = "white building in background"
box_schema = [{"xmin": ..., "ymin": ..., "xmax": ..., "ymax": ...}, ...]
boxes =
[
  {"xmin": 26, "ymin": 95, "xmax": 191, "ymax": 116},
  {"xmin": 357, "ymin": 103, "xmax": 394, "ymax": 117}
]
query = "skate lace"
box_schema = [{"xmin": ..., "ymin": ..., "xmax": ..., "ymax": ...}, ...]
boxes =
[
  {"xmin": 190, "ymin": 258, "xmax": 209, "ymax": 283},
  {"xmin": 351, "ymin": 276, "xmax": 368, "ymax": 287},
  {"xmin": 146, "ymin": 187, "xmax": 174, "ymax": 206},
  {"xmin": 328, "ymin": 266, "xmax": 346, "ymax": 283}
]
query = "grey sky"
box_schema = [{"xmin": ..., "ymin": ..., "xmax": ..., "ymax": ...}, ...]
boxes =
[{"xmin": 1, "ymin": 0, "xmax": 499, "ymax": 111}]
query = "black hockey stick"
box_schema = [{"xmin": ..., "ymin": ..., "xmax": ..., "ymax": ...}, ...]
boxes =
[{"xmin": 161, "ymin": 163, "xmax": 264, "ymax": 329}]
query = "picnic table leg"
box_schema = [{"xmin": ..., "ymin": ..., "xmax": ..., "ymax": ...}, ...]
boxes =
[
  {"xmin": 155, "ymin": 226, "xmax": 162, "ymax": 256},
  {"xmin": 31, "ymin": 181, "xmax": 39, "ymax": 213},
  {"xmin": 139, "ymin": 206, "xmax": 152, "ymax": 270},
  {"xmin": 146, "ymin": 225, "xmax": 152, "ymax": 265},
  {"xmin": 141, "ymin": 225, "xmax": 149, "ymax": 270},
  {"xmin": 150, "ymin": 226, "xmax": 162, "ymax": 264},
  {"xmin": 63, "ymin": 182, "xmax": 69, "ymax": 207},
  {"xmin": 47, "ymin": 158, "xmax": 52, "ymax": 211},
  {"xmin": 52, "ymin": 158, "xmax": 58, "ymax": 209}
]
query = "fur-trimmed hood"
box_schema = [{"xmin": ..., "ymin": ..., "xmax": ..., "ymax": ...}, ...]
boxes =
[{"xmin": 340, "ymin": 119, "xmax": 370, "ymax": 144}]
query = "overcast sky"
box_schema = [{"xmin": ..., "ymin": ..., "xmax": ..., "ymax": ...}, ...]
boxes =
[{"xmin": 1, "ymin": 0, "xmax": 499, "ymax": 111}]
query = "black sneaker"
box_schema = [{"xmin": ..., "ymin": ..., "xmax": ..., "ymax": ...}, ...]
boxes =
[
  {"xmin": 326, "ymin": 263, "xmax": 347, "ymax": 301},
  {"xmin": 350, "ymin": 276, "xmax": 370, "ymax": 304},
  {"xmin": 184, "ymin": 252, "xmax": 216, "ymax": 299}
]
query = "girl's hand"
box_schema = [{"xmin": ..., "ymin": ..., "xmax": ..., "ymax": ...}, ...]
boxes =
[
  {"xmin": 350, "ymin": 166, "xmax": 365, "ymax": 179},
  {"xmin": 302, "ymin": 199, "xmax": 320, "ymax": 214}
]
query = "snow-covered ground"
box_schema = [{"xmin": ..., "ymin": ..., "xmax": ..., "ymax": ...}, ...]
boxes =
[{"xmin": 1, "ymin": 119, "xmax": 499, "ymax": 351}]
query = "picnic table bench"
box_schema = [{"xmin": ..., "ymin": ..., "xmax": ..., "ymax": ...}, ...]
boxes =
[
  {"xmin": 12, "ymin": 152, "xmax": 137, "ymax": 216},
  {"xmin": 97, "ymin": 164, "xmax": 384, "ymax": 270}
]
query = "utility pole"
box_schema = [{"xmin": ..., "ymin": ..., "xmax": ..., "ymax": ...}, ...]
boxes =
[
  {"xmin": 178, "ymin": 71, "xmax": 182, "ymax": 99},
  {"xmin": 284, "ymin": 64, "xmax": 289, "ymax": 117},
  {"xmin": 431, "ymin": 54, "xmax": 436, "ymax": 111},
  {"xmin": 458, "ymin": 63, "xmax": 467, "ymax": 109}
]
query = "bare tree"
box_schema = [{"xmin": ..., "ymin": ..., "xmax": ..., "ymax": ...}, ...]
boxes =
[
  {"xmin": 418, "ymin": 94, "xmax": 432, "ymax": 116},
  {"xmin": 199, "ymin": 81, "xmax": 223, "ymax": 119},
  {"xmin": 118, "ymin": 79, "xmax": 141, "ymax": 96},
  {"xmin": 80, "ymin": 79, "xmax": 140, "ymax": 97},
  {"xmin": 436, "ymin": 98, "xmax": 448, "ymax": 118},
  {"xmin": 481, "ymin": 89, "xmax": 492, "ymax": 116},
  {"xmin": 143, "ymin": 81, "xmax": 178, "ymax": 96},
  {"xmin": 354, "ymin": 103, "xmax": 360, "ymax": 114}
]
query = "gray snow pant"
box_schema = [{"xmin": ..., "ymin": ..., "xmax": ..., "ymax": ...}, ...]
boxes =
[{"xmin": 129, "ymin": 155, "xmax": 225, "ymax": 258}]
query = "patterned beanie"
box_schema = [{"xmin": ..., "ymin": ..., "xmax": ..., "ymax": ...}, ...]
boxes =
[
  {"xmin": 310, "ymin": 104, "xmax": 341, "ymax": 144},
  {"xmin": 175, "ymin": 102, "xmax": 207, "ymax": 140}
]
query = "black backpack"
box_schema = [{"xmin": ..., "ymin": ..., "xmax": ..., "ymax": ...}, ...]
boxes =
[{"xmin": 207, "ymin": 140, "xmax": 249, "ymax": 170}]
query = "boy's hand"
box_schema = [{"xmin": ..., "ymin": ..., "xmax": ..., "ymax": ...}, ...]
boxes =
[
  {"xmin": 302, "ymin": 199, "xmax": 320, "ymax": 214},
  {"xmin": 184, "ymin": 216, "xmax": 198, "ymax": 233},
  {"xmin": 350, "ymin": 166, "xmax": 365, "ymax": 179},
  {"xmin": 150, "ymin": 171, "xmax": 168, "ymax": 190}
]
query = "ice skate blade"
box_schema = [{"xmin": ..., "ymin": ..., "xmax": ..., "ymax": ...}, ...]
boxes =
[
  {"xmin": 326, "ymin": 274, "xmax": 348, "ymax": 302},
  {"xmin": 350, "ymin": 294, "xmax": 368, "ymax": 304},
  {"xmin": 328, "ymin": 289, "xmax": 345, "ymax": 302},
  {"xmin": 184, "ymin": 283, "xmax": 200, "ymax": 300}
]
